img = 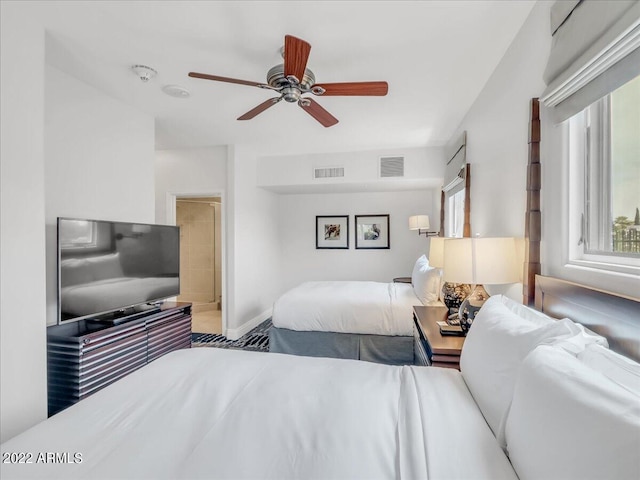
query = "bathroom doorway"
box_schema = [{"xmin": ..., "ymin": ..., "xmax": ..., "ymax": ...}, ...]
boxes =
[{"xmin": 175, "ymin": 196, "xmax": 223, "ymax": 335}]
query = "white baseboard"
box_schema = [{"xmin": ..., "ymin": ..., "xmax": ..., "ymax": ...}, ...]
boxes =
[{"xmin": 225, "ymin": 308, "xmax": 271, "ymax": 341}]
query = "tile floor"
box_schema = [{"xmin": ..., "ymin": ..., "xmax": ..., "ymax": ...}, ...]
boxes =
[{"xmin": 191, "ymin": 305, "xmax": 222, "ymax": 335}]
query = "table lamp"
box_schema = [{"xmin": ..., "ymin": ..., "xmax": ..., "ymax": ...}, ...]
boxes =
[
  {"xmin": 429, "ymin": 237, "xmax": 471, "ymax": 313},
  {"xmin": 409, "ymin": 215, "xmax": 438, "ymax": 237},
  {"xmin": 443, "ymin": 237, "xmax": 518, "ymax": 333}
]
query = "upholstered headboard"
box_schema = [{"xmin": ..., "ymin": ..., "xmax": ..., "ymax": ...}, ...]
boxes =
[{"xmin": 535, "ymin": 275, "xmax": 640, "ymax": 362}]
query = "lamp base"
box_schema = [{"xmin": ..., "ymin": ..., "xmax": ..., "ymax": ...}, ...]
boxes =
[
  {"xmin": 458, "ymin": 284, "xmax": 490, "ymax": 334},
  {"xmin": 441, "ymin": 282, "xmax": 472, "ymax": 315}
]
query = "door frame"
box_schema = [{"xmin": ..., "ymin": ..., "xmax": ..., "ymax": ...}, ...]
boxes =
[{"xmin": 166, "ymin": 190, "xmax": 227, "ymax": 337}]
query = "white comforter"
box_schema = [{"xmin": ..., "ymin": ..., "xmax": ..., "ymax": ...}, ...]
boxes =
[
  {"xmin": 0, "ymin": 348, "xmax": 516, "ymax": 480},
  {"xmin": 272, "ymin": 281, "xmax": 428, "ymax": 336}
]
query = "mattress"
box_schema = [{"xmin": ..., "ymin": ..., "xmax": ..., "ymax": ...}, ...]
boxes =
[
  {"xmin": 0, "ymin": 348, "xmax": 517, "ymax": 480},
  {"xmin": 272, "ymin": 281, "xmax": 429, "ymax": 336}
]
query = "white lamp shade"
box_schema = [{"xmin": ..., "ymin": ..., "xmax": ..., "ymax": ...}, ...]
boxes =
[
  {"xmin": 443, "ymin": 237, "xmax": 519, "ymax": 285},
  {"xmin": 428, "ymin": 237, "xmax": 446, "ymax": 268},
  {"xmin": 443, "ymin": 238, "xmax": 474, "ymax": 283},
  {"xmin": 409, "ymin": 215, "xmax": 430, "ymax": 230}
]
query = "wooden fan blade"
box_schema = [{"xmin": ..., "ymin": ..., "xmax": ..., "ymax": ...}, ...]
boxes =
[
  {"xmin": 284, "ymin": 35, "xmax": 311, "ymax": 81},
  {"xmin": 237, "ymin": 97, "xmax": 281, "ymax": 121},
  {"xmin": 298, "ymin": 98, "xmax": 338, "ymax": 128},
  {"xmin": 188, "ymin": 72, "xmax": 264, "ymax": 88},
  {"xmin": 311, "ymin": 81, "xmax": 389, "ymax": 96}
]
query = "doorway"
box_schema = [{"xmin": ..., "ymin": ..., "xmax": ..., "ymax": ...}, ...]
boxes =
[{"xmin": 175, "ymin": 196, "xmax": 223, "ymax": 334}]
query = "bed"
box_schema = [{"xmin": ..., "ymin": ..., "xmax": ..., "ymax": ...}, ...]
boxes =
[
  {"xmin": 0, "ymin": 348, "xmax": 515, "ymax": 480},
  {"xmin": 2, "ymin": 276, "xmax": 638, "ymax": 480},
  {"xmin": 269, "ymin": 255, "xmax": 441, "ymax": 364}
]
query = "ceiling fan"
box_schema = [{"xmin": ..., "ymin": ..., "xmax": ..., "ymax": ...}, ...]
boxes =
[{"xmin": 188, "ymin": 35, "xmax": 389, "ymax": 127}]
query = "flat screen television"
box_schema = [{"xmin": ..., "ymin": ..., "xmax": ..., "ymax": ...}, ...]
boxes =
[{"xmin": 57, "ymin": 217, "xmax": 180, "ymax": 324}]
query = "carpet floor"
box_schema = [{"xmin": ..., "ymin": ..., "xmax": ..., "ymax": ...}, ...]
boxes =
[{"xmin": 191, "ymin": 319, "xmax": 271, "ymax": 352}]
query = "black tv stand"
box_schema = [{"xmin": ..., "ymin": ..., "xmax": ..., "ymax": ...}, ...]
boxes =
[{"xmin": 47, "ymin": 302, "xmax": 192, "ymax": 416}]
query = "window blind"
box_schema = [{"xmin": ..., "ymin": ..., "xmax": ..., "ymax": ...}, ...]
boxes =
[
  {"xmin": 541, "ymin": 0, "xmax": 640, "ymax": 123},
  {"xmin": 443, "ymin": 131, "xmax": 466, "ymax": 195}
]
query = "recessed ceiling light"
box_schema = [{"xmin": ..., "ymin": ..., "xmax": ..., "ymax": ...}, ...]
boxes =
[{"xmin": 162, "ymin": 84, "xmax": 191, "ymax": 98}]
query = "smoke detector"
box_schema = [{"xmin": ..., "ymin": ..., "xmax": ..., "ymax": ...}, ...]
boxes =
[
  {"xmin": 131, "ymin": 65, "xmax": 157, "ymax": 82},
  {"xmin": 162, "ymin": 84, "xmax": 191, "ymax": 98}
]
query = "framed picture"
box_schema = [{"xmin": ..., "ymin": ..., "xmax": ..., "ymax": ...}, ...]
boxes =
[
  {"xmin": 355, "ymin": 214, "xmax": 390, "ymax": 249},
  {"xmin": 316, "ymin": 215, "xmax": 349, "ymax": 249}
]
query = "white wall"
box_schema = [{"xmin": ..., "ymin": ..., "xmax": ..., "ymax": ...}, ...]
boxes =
[
  {"xmin": 278, "ymin": 190, "xmax": 436, "ymax": 293},
  {"xmin": 443, "ymin": 2, "xmax": 550, "ymax": 302},
  {"xmin": 258, "ymin": 147, "xmax": 444, "ymax": 192},
  {"xmin": 0, "ymin": 2, "xmax": 48, "ymax": 443},
  {"xmin": 44, "ymin": 65, "xmax": 156, "ymax": 326},
  {"xmin": 154, "ymin": 146, "xmax": 228, "ymax": 331},
  {"xmin": 448, "ymin": 1, "xmax": 551, "ymax": 239},
  {"xmin": 447, "ymin": 0, "xmax": 638, "ymax": 299},
  {"xmin": 225, "ymin": 145, "xmax": 282, "ymax": 339},
  {"xmin": 154, "ymin": 146, "xmax": 227, "ymax": 224}
]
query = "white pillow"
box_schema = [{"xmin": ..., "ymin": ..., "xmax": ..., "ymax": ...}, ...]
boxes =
[
  {"xmin": 550, "ymin": 321, "xmax": 609, "ymax": 354},
  {"xmin": 459, "ymin": 296, "xmax": 594, "ymax": 438},
  {"xmin": 578, "ymin": 344, "xmax": 640, "ymax": 395},
  {"xmin": 505, "ymin": 346, "xmax": 640, "ymax": 480},
  {"xmin": 496, "ymin": 294, "xmax": 554, "ymax": 326},
  {"xmin": 412, "ymin": 262, "xmax": 440, "ymax": 305},
  {"xmin": 494, "ymin": 295, "xmax": 608, "ymax": 351},
  {"xmin": 411, "ymin": 254, "xmax": 428, "ymax": 286}
]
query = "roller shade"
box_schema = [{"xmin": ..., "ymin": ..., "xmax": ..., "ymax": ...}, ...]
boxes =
[
  {"xmin": 550, "ymin": 1, "xmax": 581, "ymax": 35},
  {"xmin": 443, "ymin": 131, "xmax": 466, "ymax": 194},
  {"xmin": 541, "ymin": 0, "xmax": 640, "ymax": 123}
]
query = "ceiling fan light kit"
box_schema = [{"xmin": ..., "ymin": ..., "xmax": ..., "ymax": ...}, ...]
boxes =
[{"xmin": 188, "ymin": 35, "xmax": 388, "ymax": 127}]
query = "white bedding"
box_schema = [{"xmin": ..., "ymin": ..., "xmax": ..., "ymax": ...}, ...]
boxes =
[
  {"xmin": 0, "ymin": 348, "xmax": 516, "ymax": 480},
  {"xmin": 272, "ymin": 281, "xmax": 433, "ymax": 336}
]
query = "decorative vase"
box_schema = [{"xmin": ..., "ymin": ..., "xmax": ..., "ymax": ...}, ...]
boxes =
[
  {"xmin": 458, "ymin": 284, "xmax": 490, "ymax": 334},
  {"xmin": 441, "ymin": 282, "xmax": 471, "ymax": 315}
]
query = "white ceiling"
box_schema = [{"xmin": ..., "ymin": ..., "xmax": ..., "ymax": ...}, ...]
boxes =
[{"xmin": 36, "ymin": 1, "xmax": 536, "ymax": 155}]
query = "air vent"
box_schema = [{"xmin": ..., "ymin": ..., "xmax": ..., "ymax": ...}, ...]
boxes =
[
  {"xmin": 379, "ymin": 156, "xmax": 405, "ymax": 177},
  {"xmin": 314, "ymin": 166, "xmax": 345, "ymax": 179}
]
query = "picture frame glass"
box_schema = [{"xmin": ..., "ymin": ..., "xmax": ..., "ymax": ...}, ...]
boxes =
[
  {"xmin": 316, "ymin": 216, "xmax": 349, "ymax": 249},
  {"xmin": 355, "ymin": 215, "xmax": 389, "ymax": 249}
]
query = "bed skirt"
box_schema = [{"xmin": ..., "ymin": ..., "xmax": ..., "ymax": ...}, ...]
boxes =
[{"xmin": 268, "ymin": 326, "xmax": 414, "ymax": 365}]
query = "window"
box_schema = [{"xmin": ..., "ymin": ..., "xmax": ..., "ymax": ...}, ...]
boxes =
[
  {"xmin": 569, "ymin": 75, "xmax": 640, "ymax": 271},
  {"xmin": 447, "ymin": 189, "xmax": 465, "ymax": 238},
  {"xmin": 59, "ymin": 219, "xmax": 97, "ymax": 249}
]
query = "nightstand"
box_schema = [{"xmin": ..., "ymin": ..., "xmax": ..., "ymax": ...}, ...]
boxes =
[{"xmin": 413, "ymin": 305, "xmax": 465, "ymax": 369}]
